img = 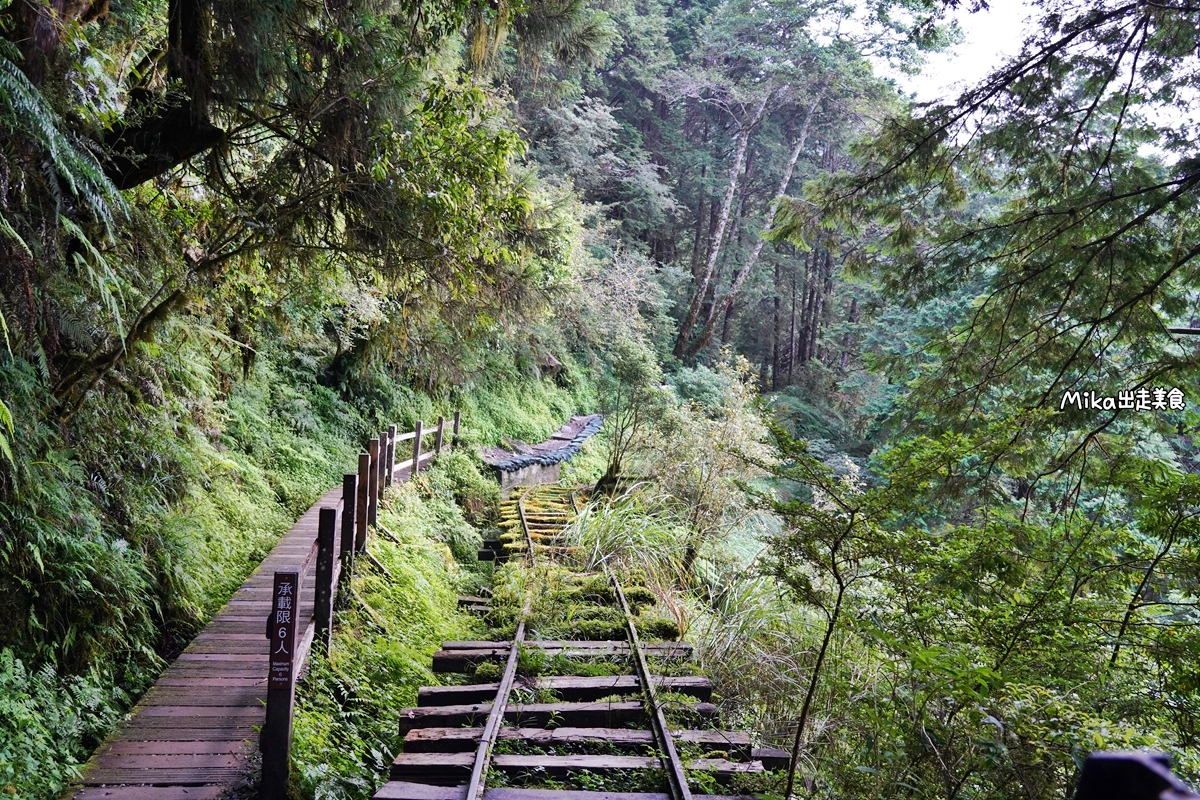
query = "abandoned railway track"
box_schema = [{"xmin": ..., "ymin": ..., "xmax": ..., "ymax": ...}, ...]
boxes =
[{"xmin": 373, "ymin": 484, "xmax": 789, "ymax": 800}]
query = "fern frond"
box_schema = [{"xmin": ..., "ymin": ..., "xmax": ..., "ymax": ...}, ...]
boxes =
[
  {"xmin": 0, "ymin": 55, "xmax": 128, "ymax": 237},
  {"xmin": 0, "ymin": 211, "xmax": 31, "ymax": 258},
  {"xmin": 57, "ymin": 308, "xmax": 100, "ymax": 349},
  {"xmin": 0, "ymin": 389, "xmax": 13, "ymax": 466},
  {"xmin": 59, "ymin": 216, "xmax": 125, "ymax": 337}
]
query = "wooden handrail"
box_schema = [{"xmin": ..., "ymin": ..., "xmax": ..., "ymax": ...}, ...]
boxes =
[{"xmin": 261, "ymin": 410, "xmax": 461, "ymax": 798}]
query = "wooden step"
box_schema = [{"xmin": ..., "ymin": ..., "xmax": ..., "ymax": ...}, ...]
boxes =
[
  {"xmin": 389, "ymin": 753, "xmax": 763, "ymax": 783},
  {"xmin": 403, "ymin": 726, "xmax": 752, "ymax": 754},
  {"xmin": 751, "ymin": 746, "xmax": 791, "ymax": 770},
  {"xmin": 388, "ymin": 752, "xmax": 472, "ymax": 785},
  {"xmin": 432, "ymin": 642, "xmax": 690, "ymax": 672},
  {"xmin": 399, "ymin": 701, "xmax": 639, "ymax": 733},
  {"xmin": 417, "ymin": 674, "xmax": 711, "ymax": 706},
  {"xmin": 398, "ymin": 700, "xmax": 718, "ymax": 734},
  {"xmin": 78, "ymin": 766, "xmax": 249, "ymax": 785},
  {"xmin": 74, "ymin": 787, "xmax": 228, "ymax": 800},
  {"xmin": 374, "ymin": 781, "xmax": 748, "ymax": 799}
]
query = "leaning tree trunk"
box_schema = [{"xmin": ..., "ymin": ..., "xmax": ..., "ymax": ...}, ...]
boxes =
[
  {"xmin": 680, "ymin": 97, "xmax": 819, "ymax": 361},
  {"xmin": 675, "ymin": 91, "xmax": 772, "ymax": 359},
  {"xmin": 103, "ymin": 0, "xmax": 224, "ymax": 188}
]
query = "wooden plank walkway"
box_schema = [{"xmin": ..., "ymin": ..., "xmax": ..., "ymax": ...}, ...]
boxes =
[
  {"xmin": 71, "ymin": 484, "xmax": 346, "ymax": 799},
  {"xmin": 66, "ymin": 413, "xmax": 454, "ymax": 798}
]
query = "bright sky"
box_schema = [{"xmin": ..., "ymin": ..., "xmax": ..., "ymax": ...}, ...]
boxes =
[
  {"xmin": 885, "ymin": 2, "xmax": 1033, "ymax": 103},
  {"xmin": 876, "ymin": 1, "xmax": 1193, "ymax": 161}
]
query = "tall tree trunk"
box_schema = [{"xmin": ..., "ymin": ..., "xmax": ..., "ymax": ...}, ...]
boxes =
[
  {"xmin": 675, "ymin": 90, "xmax": 773, "ymax": 359},
  {"xmin": 10, "ymin": 0, "xmax": 109, "ymax": 86},
  {"xmin": 734, "ymin": 149, "xmax": 754, "ymax": 247},
  {"xmin": 798, "ymin": 248, "xmax": 817, "ymax": 365},
  {"xmin": 691, "ymin": 165, "xmax": 708, "ymax": 279},
  {"xmin": 788, "ymin": 261, "xmax": 799, "ymax": 385},
  {"xmin": 720, "ymin": 297, "xmax": 736, "ymax": 345},
  {"xmin": 839, "ymin": 296, "xmax": 857, "ymax": 370},
  {"xmin": 167, "ymin": 0, "xmax": 211, "ymax": 117},
  {"xmin": 817, "ymin": 249, "xmax": 834, "ymax": 361},
  {"xmin": 680, "ymin": 97, "xmax": 818, "ymax": 361},
  {"xmin": 771, "ymin": 262, "xmax": 782, "ymax": 390},
  {"xmin": 804, "ymin": 277, "xmax": 818, "ymax": 363}
]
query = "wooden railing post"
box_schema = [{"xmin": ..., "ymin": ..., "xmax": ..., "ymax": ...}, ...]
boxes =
[
  {"xmin": 356, "ymin": 453, "xmax": 370, "ymax": 550},
  {"xmin": 376, "ymin": 430, "xmax": 387, "ymax": 509},
  {"xmin": 314, "ymin": 508, "xmax": 336, "ymax": 655},
  {"xmin": 262, "ymin": 570, "xmax": 300, "ymax": 800},
  {"xmin": 412, "ymin": 420, "xmax": 423, "ymax": 477},
  {"xmin": 452, "ymin": 410, "xmax": 461, "ymax": 446},
  {"xmin": 341, "ymin": 473, "xmax": 357, "ymax": 577},
  {"xmin": 386, "ymin": 424, "xmax": 397, "ymax": 486},
  {"xmin": 434, "ymin": 415, "xmax": 445, "ymax": 456},
  {"xmin": 368, "ymin": 438, "xmax": 380, "ymax": 527}
]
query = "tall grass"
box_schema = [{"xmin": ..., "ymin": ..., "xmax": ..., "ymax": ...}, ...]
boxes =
[{"xmin": 564, "ymin": 486, "xmax": 690, "ymax": 589}]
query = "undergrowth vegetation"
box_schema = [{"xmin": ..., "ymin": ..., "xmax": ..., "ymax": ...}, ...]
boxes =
[
  {"xmin": 0, "ymin": 317, "xmax": 588, "ymax": 799},
  {"xmin": 291, "ymin": 472, "xmax": 488, "ymax": 799}
]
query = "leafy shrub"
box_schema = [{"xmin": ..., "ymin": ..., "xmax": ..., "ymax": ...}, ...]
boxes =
[
  {"xmin": 425, "ymin": 450, "xmax": 501, "ymax": 526},
  {"xmin": 0, "ymin": 650, "xmax": 130, "ymax": 800},
  {"xmin": 669, "ymin": 364, "xmax": 733, "ymax": 411}
]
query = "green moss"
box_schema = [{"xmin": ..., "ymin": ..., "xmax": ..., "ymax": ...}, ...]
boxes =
[
  {"xmin": 290, "ymin": 486, "xmax": 483, "ymax": 800},
  {"xmin": 473, "ymin": 661, "xmax": 503, "ymax": 681},
  {"xmin": 485, "ymin": 766, "xmax": 667, "ymax": 793},
  {"xmin": 635, "ymin": 616, "xmax": 681, "ymax": 641}
]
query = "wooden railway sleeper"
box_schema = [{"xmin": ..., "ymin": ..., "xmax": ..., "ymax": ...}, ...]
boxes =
[{"xmin": 377, "ymin": 483, "xmax": 786, "ymax": 800}]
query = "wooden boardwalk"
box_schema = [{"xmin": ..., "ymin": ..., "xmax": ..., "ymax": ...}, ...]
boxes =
[
  {"xmin": 69, "ymin": 410, "xmax": 451, "ymax": 800},
  {"xmin": 71, "ymin": 484, "xmax": 344, "ymax": 800}
]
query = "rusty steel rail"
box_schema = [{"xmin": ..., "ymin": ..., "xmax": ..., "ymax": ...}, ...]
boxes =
[
  {"xmin": 464, "ymin": 596, "xmax": 532, "ymax": 800},
  {"xmin": 612, "ymin": 574, "xmax": 693, "ymax": 800}
]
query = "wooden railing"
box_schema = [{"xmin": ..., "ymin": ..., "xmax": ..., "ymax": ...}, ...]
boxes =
[{"xmin": 260, "ymin": 411, "xmax": 461, "ymax": 800}]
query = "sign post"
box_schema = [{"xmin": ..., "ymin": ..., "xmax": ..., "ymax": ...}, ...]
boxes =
[{"xmin": 262, "ymin": 570, "xmax": 299, "ymax": 800}]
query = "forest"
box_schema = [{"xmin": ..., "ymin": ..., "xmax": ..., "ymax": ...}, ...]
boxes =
[{"xmin": 2, "ymin": 0, "xmax": 1200, "ymax": 797}]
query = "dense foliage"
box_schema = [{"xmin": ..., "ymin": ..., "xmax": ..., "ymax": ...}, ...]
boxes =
[{"xmin": 6, "ymin": 0, "xmax": 1200, "ymax": 798}]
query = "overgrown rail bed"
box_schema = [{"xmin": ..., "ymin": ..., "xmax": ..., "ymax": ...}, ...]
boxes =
[{"xmin": 374, "ymin": 484, "xmax": 789, "ymax": 800}]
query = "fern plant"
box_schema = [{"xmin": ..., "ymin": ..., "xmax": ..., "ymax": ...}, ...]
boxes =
[{"xmin": 0, "ymin": 51, "xmax": 127, "ymax": 234}]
